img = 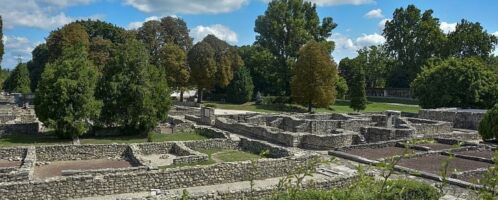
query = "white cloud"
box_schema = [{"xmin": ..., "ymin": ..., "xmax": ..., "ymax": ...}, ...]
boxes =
[
  {"xmin": 126, "ymin": 16, "xmax": 160, "ymax": 30},
  {"xmin": 440, "ymin": 22, "xmax": 457, "ymax": 34},
  {"xmin": 329, "ymin": 32, "xmax": 385, "ymax": 60},
  {"xmin": 378, "ymin": 18, "xmax": 390, "ymax": 30},
  {"xmin": 0, "ymin": 0, "xmax": 103, "ymax": 30},
  {"xmin": 491, "ymin": 31, "xmax": 498, "ymax": 37},
  {"xmin": 262, "ymin": 0, "xmax": 374, "ymax": 6},
  {"xmin": 1, "ymin": 36, "xmax": 41, "ymax": 69},
  {"xmin": 364, "ymin": 9, "xmax": 383, "ymax": 19},
  {"xmin": 190, "ymin": 24, "xmax": 238, "ymax": 45},
  {"xmin": 355, "ymin": 33, "xmax": 385, "ymax": 47},
  {"xmin": 125, "ymin": 0, "xmax": 249, "ymax": 14}
]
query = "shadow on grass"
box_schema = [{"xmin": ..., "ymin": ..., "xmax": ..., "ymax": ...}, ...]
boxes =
[
  {"xmin": 0, "ymin": 132, "xmax": 71, "ymax": 147},
  {"xmin": 254, "ymin": 104, "xmax": 308, "ymax": 113}
]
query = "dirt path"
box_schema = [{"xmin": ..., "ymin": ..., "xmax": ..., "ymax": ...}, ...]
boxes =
[{"xmin": 34, "ymin": 159, "xmax": 135, "ymax": 180}]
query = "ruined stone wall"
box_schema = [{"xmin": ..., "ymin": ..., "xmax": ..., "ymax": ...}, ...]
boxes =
[
  {"xmin": 0, "ymin": 147, "xmax": 35, "ymax": 183},
  {"xmin": 0, "ymin": 155, "xmax": 317, "ymax": 199},
  {"xmin": 183, "ymin": 139, "xmax": 239, "ymax": 151},
  {"xmin": 418, "ymin": 108, "xmax": 485, "ymax": 130},
  {"xmin": 35, "ymin": 144, "xmax": 130, "ymax": 161},
  {"xmin": 360, "ymin": 127, "xmax": 415, "ymax": 143},
  {"xmin": 238, "ymin": 138, "xmax": 291, "ymax": 158},
  {"xmin": 300, "ymin": 132, "xmax": 358, "ymax": 150},
  {"xmin": 136, "ymin": 143, "xmax": 175, "ymax": 155},
  {"xmin": 0, "ymin": 123, "xmax": 39, "ymax": 137},
  {"xmin": 405, "ymin": 117, "xmax": 453, "ymax": 135},
  {"xmin": 0, "ymin": 147, "xmax": 26, "ymax": 159}
]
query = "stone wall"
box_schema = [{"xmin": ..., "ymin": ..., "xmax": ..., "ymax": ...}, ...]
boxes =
[
  {"xmin": 418, "ymin": 108, "xmax": 485, "ymax": 130},
  {"xmin": 405, "ymin": 117, "xmax": 453, "ymax": 135},
  {"xmin": 300, "ymin": 132, "xmax": 358, "ymax": 150},
  {"xmin": 0, "ymin": 155, "xmax": 318, "ymax": 199},
  {"xmin": 0, "ymin": 122, "xmax": 40, "ymax": 137},
  {"xmin": 238, "ymin": 138, "xmax": 291, "ymax": 158},
  {"xmin": 183, "ymin": 139, "xmax": 239, "ymax": 151},
  {"xmin": 36, "ymin": 144, "xmax": 130, "ymax": 161},
  {"xmin": 0, "ymin": 147, "xmax": 35, "ymax": 183},
  {"xmin": 360, "ymin": 127, "xmax": 415, "ymax": 143}
]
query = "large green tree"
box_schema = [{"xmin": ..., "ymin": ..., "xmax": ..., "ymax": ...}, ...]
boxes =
[
  {"xmin": 46, "ymin": 23, "xmax": 90, "ymax": 62},
  {"xmin": 226, "ymin": 67, "xmax": 254, "ymax": 104},
  {"xmin": 0, "ymin": 16, "xmax": 3, "ymax": 66},
  {"xmin": 238, "ymin": 45, "xmax": 279, "ymax": 95},
  {"xmin": 27, "ymin": 44, "xmax": 49, "ymax": 91},
  {"xmin": 187, "ymin": 41, "xmax": 217, "ymax": 103},
  {"xmin": 349, "ymin": 64, "xmax": 367, "ymax": 112},
  {"xmin": 3, "ymin": 63, "xmax": 31, "ymax": 94},
  {"xmin": 202, "ymin": 35, "xmax": 244, "ymax": 88},
  {"xmin": 356, "ymin": 46, "xmax": 391, "ymax": 88},
  {"xmin": 158, "ymin": 44, "xmax": 190, "ymax": 101},
  {"xmin": 445, "ymin": 19, "xmax": 498, "ymax": 59},
  {"xmin": 291, "ymin": 41, "xmax": 337, "ymax": 113},
  {"xmin": 97, "ymin": 39, "xmax": 171, "ymax": 134},
  {"xmin": 411, "ymin": 57, "xmax": 498, "ymax": 109},
  {"xmin": 34, "ymin": 45, "xmax": 101, "ymax": 142},
  {"xmin": 255, "ymin": 0, "xmax": 337, "ymax": 94},
  {"xmin": 383, "ymin": 5, "xmax": 446, "ymax": 88}
]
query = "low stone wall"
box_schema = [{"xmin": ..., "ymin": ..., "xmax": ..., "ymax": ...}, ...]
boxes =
[
  {"xmin": 418, "ymin": 108, "xmax": 485, "ymax": 130},
  {"xmin": 238, "ymin": 138, "xmax": 291, "ymax": 158},
  {"xmin": 0, "ymin": 147, "xmax": 35, "ymax": 183},
  {"xmin": 360, "ymin": 127, "xmax": 415, "ymax": 143},
  {"xmin": 183, "ymin": 139, "xmax": 239, "ymax": 151},
  {"xmin": 0, "ymin": 155, "xmax": 318, "ymax": 199},
  {"xmin": 0, "ymin": 147, "xmax": 26, "ymax": 159},
  {"xmin": 0, "ymin": 122, "xmax": 40, "ymax": 137},
  {"xmin": 405, "ymin": 117, "xmax": 453, "ymax": 135},
  {"xmin": 137, "ymin": 143, "xmax": 175, "ymax": 155},
  {"xmin": 36, "ymin": 144, "xmax": 130, "ymax": 161},
  {"xmin": 300, "ymin": 132, "xmax": 358, "ymax": 150},
  {"xmin": 61, "ymin": 166, "xmax": 150, "ymax": 177},
  {"xmin": 169, "ymin": 106, "xmax": 201, "ymax": 116}
]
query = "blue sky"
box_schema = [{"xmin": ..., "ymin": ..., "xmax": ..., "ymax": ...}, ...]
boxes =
[{"xmin": 1, "ymin": 0, "xmax": 497, "ymax": 69}]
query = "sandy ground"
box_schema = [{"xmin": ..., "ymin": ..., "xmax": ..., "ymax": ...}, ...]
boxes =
[
  {"xmin": 0, "ymin": 160, "xmax": 21, "ymax": 168},
  {"xmin": 140, "ymin": 154, "xmax": 177, "ymax": 167},
  {"xmin": 214, "ymin": 108, "xmax": 255, "ymax": 115},
  {"xmin": 34, "ymin": 159, "xmax": 135, "ymax": 180}
]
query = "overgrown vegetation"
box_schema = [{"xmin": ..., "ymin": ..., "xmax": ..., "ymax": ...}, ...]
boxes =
[{"xmin": 479, "ymin": 103, "xmax": 498, "ymax": 140}]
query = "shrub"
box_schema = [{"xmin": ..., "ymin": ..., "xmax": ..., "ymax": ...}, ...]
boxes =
[
  {"xmin": 412, "ymin": 57, "xmax": 498, "ymax": 109},
  {"xmin": 383, "ymin": 179, "xmax": 441, "ymax": 200},
  {"xmin": 479, "ymin": 103, "xmax": 498, "ymax": 140},
  {"xmin": 226, "ymin": 67, "xmax": 254, "ymax": 104},
  {"xmin": 336, "ymin": 75, "xmax": 349, "ymax": 99},
  {"xmin": 204, "ymin": 103, "xmax": 217, "ymax": 108}
]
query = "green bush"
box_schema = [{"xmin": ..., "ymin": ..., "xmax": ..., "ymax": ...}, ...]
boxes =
[
  {"xmin": 336, "ymin": 75, "xmax": 349, "ymax": 99},
  {"xmin": 383, "ymin": 179, "xmax": 441, "ymax": 200},
  {"xmin": 479, "ymin": 103, "xmax": 498, "ymax": 140},
  {"xmin": 204, "ymin": 103, "xmax": 217, "ymax": 108},
  {"xmin": 412, "ymin": 57, "xmax": 498, "ymax": 109},
  {"xmin": 226, "ymin": 67, "xmax": 254, "ymax": 104}
]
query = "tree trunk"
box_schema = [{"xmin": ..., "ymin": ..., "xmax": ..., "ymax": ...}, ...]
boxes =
[
  {"xmin": 308, "ymin": 102, "xmax": 312, "ymax": 113},
  {"xmin": 197, "ymin": 88, "xmax": 203, "ymax": 103},
  {"xmin": 180, "ymin": 90, "xmax": 184, "ymax": 102},
  {"xmin": 72, "ymin": 136, "xmax": 80, "ymax": 145}
]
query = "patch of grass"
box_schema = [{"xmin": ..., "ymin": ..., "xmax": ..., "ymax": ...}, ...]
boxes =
[
  {"xmin": 158, "ymin": 159, "xmax": 216, "ymax": 169},
  {"xmin": 204, "ymin": 100, "xmax": 420, "ymax": 114},
  {"xmin": 80, "ymin": 134, "xmax": 147, "ymax": 144},
  {"xmin": 150, "ymin": 132, "xmax": 209, "ymax": 142},
  {"xmin": 0, "ymin": 133, "xmax": 70, "ymax": 147},
  {"xmin": 214, "ymin": 150, "xmax": 263, "ymax": 162}
]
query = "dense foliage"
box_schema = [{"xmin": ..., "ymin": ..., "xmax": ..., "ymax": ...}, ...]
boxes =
[
  {"xmin": 411, "ymin": 57, "xmax": 498, "ymax": 109},
  {"xmin": 97, "ymin": 39, "xmax": 171, "ymax": 134},
  {"xmin": 255, "ymin": 0, "xmax": 337, "ymax": 94},
  {"xmin": 203, "ymin": 35, "xmax": 244, "ymax": 88},
  {"xmin": 349, "ymin": 64, "xmax": 367, "ymax": 112},
  {"xmin": 34, "ymin": 45, "xmax": 101, "ymax": 139},
  {"xmin": 158, "ymin": 43, "xmax": 190, "ymax": 101},
  {"xmin": 238, "ymin": 45, "xmax": 279, "ymax": 95},
  {"xmin": 187, "ymin": 41, "xmax": 217, "ymax": 103},
  {"xmin": 3, "ymin": 63, "xmax": 31, "ymax": 94},
  {"xmin": 27, "ymin": 44, "xmax": 49, "ymax": 91},
  {"xmin": 336, "ymin": 75, "xmax": 348, "ymax": 99},
  {"xmin": 226, "ymin": 67, "xmax": 254, "ymax": 104},
  {"xmin": 291, "ymin": 41, "xmax": 337, "ymax": 112},
  {"xmin": 479, "ymin": 103, "xmax": 498, "ymax": 140},
  {"xmin": 0, "ymin": 16, "xmax": 3, "ymax": 66},
  {"xmin": 445, "ymin": 19, "xmax": 498, "ymax": 59}
]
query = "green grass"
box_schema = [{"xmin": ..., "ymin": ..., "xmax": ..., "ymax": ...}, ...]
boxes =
[
  {"xmin": 0, "ymin": 132, "xmax": 209, "ymax": 147},
  {"xmin": 214, "ymin": 150, "xmax": 263, "ymax": 162},
  {"xmin": 204, "ymin": 99, "xmax": 420, "ymax": 114}
]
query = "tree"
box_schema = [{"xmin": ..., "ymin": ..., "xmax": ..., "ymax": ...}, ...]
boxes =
[
  {"xmin": 46, "ymin": 23, "xmax": 90, "ymax": 62},
  {"xmin": 226, "ymin": 67, "xmax": 254, "ymax": 104},
  {"xmin": 3, "ymin": 63, "xmax": 31, "ymax": 94},
  {"xmin": 0, "ymin": 16, "xmax": 3, "ymax": 66},
  {"xmin": 412, "ymin": 57, "xmax": 498, "ymax": 109},
  {"xmin": 89, "ymin": 36, "xmax": 114, "ymax": 71},
  {"xmin": 255, "ymin": 0, "xmax": 337, "ymax": 94},
  {"xmin": 97, "ymin": 39, "xmax": 171, "ymax": 134},
  {"xmin": 338, "ymin": 57, "xmax": 355, "ymax": 87},
  {"xmin": 445, "ymin": 19, "xmax": 498, "ymax": 59},
  {"xmin": 349, "ymin": 64, "xmax": 367, "ymax": 112},
  {"xmin": 187, "ymin": 41, "xmax": 217, "ymax": 103},
  {"xmin": 356, "ymin": 46, "xmax": 390, "ymax": 88},
  {"xmin": 137, "ymin": 20, "xmax": 162, "ymax": 64},
  {"xmin": 34, "ymin": 45, "xmax": 101, "ymax": 142},
  {"xmin": 479, "ymin": 103, "xmax": 498, "ymax": 140},
  {"xmin": 336, "ymin": 75, "xmax": 348, "ymax": 100},
  {"xmin": 202, "ymin": 35, "xmax": 244, "ymax": 88},
  {"xmin": 158, "ymin": 44, "xmax": 190, "ymax": 101},
  {"xmin": 27, "ymin": 44, "xmax": 49, "ymax": 91},
  {"xmin": 291, "ymin": 41, "xmax": 337, "ymax": 113},
  {"xmin": 383, "ymin": 5, "xmax": 446, "ymax": 88},
  {"xmin": 238, "ymin": 45, "xmax": 279, "ymax": 95},
  {"xmin": 75, "ymin": 19, "xmax": 128, "ymax": 44}
]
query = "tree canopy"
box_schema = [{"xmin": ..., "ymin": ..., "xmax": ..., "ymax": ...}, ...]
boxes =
[
  {"xmin": 411, "ymin": 57, "xmax": 498, "ymax": 109},
  {"xmin": 3, "ymin": 63, "xmax": 31, "ymax": 94},
  {"xmin": 349, "ymin": 63, "xmax": 367, "ymax": 112},
  {"xmin": 383, "ymin": 5, "xmax": 446, "ymax": 88},
  {"xmin": 34, "ymin": 45, "xmax": 101, "ymax": 140},
  {"xmin": 238, "ymin": 45, "xmax": 279, "ymax": 95},
  {"xmin": 226, "ymin": 67, "xmax": 254, "ymax": 104},
  {"xmin": 445, "ymin": 19, "xmax": 498, "ymax": 59},
  {"xmin": 27, "ymin": 44, "xmax": 49, "ymax": 91},
  {"xmin": 0, "ymin": 16, "xmax": 3, "ymax": 66},
  {"xmin": 255, "ymin": 0, "xmax": 337, "ymax": 94},
  {"xmin": 97, "ymin": 39, "xmax": 171, "ymax": 133},
  {"xmin": 202, "ymin": 35, "xmax": 244, "ymax": 88},
  {"xmin": 158, "ymin": 44, "xmax": 190, "ymax": 93},
  {"xmin": 187, "ymin": 41, "xmax": 217, "ymax": 103},
  {"xmin": 46, "ymin": 23, "xmax": 90, "ymax": 62},
  {"xmin": 479, "ymin": 103, "xmax": 498, "ymax": 140},
  {"xmin": 291, "ymin": 40, "xmax": 337, "ymax": 112}
]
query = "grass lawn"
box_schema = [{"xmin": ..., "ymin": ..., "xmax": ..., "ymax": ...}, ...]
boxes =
[
  {"xmin": 0, "ymin": 132, "xmax": 209, "ymax": 147},
  {"xmin": 159, "ymin": 149, "xmax": 263, "ymax": 169},
  {"xmin": 204, "ymin": 99, "xmax": 420, "ymax": 114}
]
